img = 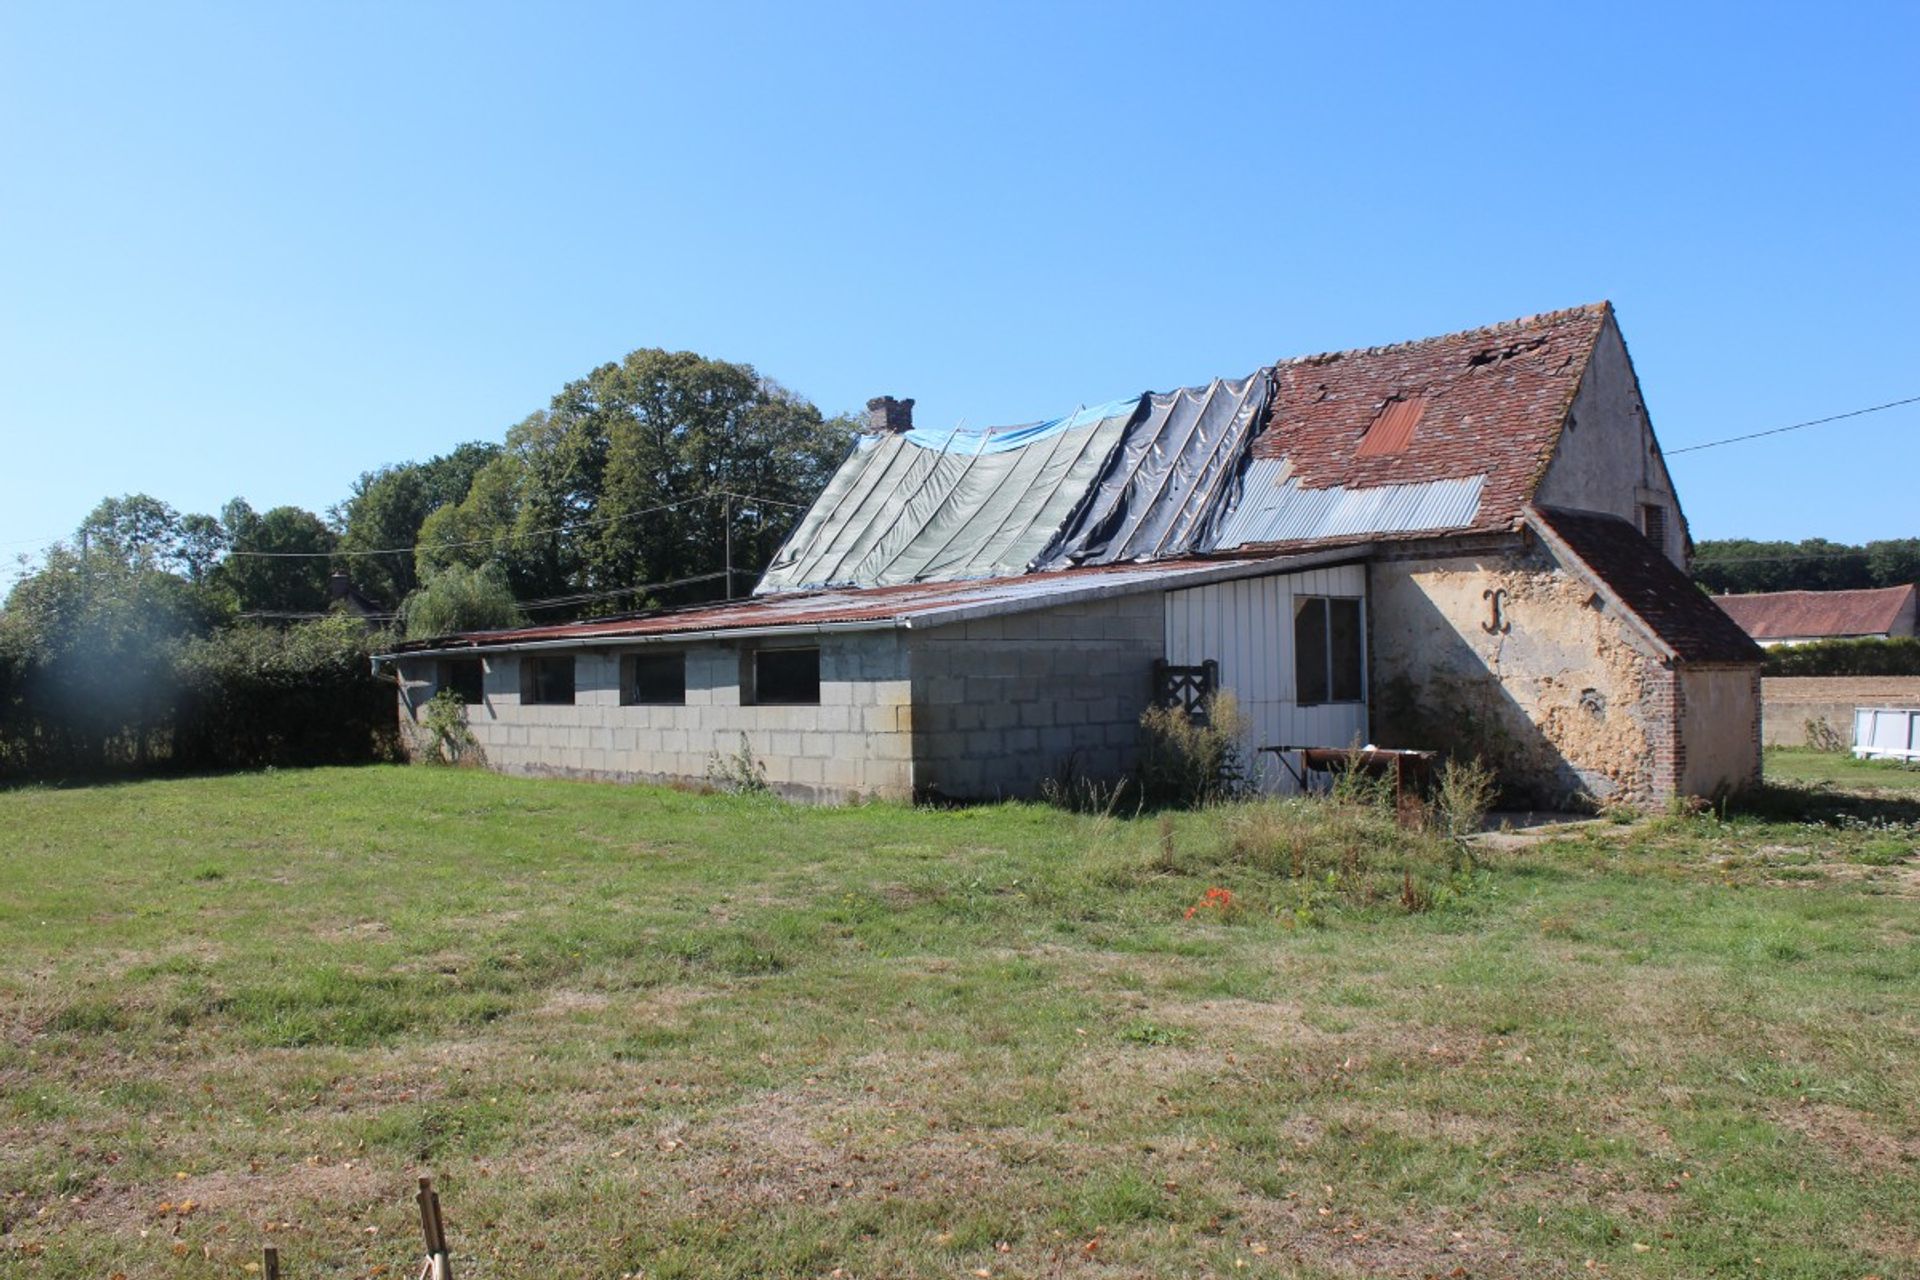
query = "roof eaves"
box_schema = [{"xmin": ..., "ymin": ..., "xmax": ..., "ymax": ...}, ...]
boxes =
[{"xmin": 894, "ymin": 547, "xmax": 1376, "ymax": 632}]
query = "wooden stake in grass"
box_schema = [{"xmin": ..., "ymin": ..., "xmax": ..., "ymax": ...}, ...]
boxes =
[
  {"xmin": 263, "ymin": 1245, "xmax": 280, "ymax": 1280},
  {"xmin": 415, "ymin": 1176, "xmax": 453, "ymax": 1280}
]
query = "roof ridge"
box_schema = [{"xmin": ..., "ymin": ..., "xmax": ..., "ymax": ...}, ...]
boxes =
[
  {"xmin": 1274, "ymin": 301, "xmax": 1611, "ymax": 367},
  {"xmin": 1711, "ymin": 583, "xmax": 1915, "ymax": 599}
]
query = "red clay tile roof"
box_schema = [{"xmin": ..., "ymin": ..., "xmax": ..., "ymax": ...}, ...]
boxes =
[
  {"xmin": 1530, "ymin": 506, "xmax": 1764, "ymax": 665},
  {"xmin": 1253, "ymin": 304, "xmax": 1611, "ymax": 532},
  {"xmin": 1711, "ymin": 585, "xmax": 1918, "ymax": 641}
]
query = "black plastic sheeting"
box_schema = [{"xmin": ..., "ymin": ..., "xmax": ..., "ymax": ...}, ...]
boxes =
[{"xmin": 1035, "ymin": 371, "xmax": 1271, "ymax": 569}]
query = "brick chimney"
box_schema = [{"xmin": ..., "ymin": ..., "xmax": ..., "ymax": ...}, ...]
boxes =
[
  {"xmin": 866, "ymin": 396, "xmax": 915, "ymax": 434},
  {"xmin": 328, "ymin": 570, "xmax": 351, "ymax": 601}
]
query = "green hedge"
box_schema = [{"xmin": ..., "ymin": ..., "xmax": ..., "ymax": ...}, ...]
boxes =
[
  {"xmin": 0, "ymin": 617, "xmax": 400, "ymax": 778},
  {"xmin": 1764, "ymin": 636, "xmax": 1920, "ymax": 677}
]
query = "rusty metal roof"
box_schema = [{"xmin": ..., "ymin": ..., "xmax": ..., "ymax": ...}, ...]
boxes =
[
  {"xmin": 1712, "ymin": 584, "xmax": 1918, "ymax": 641},
  {"xmin": 379, "ymin": 551, "xmax": 1365, "ymax": 658}
]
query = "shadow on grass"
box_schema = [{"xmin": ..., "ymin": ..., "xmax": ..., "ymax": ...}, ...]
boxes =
[
  {"xmin": 1733, "ymin": 781, "xmax": 1920, "ymax": 827},
  {"xmin": 0, "ymin": 757, "xmax": 398, "ymax": 794}
]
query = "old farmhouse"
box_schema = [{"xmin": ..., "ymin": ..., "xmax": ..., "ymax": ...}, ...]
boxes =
[{"xmin": 376, "ymin": 303, "xmax": 1764, "ymax": 808}]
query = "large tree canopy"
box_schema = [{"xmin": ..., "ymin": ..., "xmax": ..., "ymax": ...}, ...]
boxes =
[
  {"xmin": 418, "ymin": 349, "xmax": 854, "ymax": 614},
  {"xmin": 212, "ymin": 500, "xmax": 339, "ymax": 615},
  {"xmin": 335, "ymin": 441, "xmax": 500, "ymax": 608}
]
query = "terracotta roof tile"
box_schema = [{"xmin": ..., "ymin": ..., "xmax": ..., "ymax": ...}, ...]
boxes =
[
  {"xmin": 1253, "ymin": 304, "xmax": 1611, "ymax": 531},
  {"xmin": 1531, "ymin": 506, "xmax": 1764, "ymax": 665},
  {"xmin": 1711, "ymin": 585, "xmax": 1918, "ymax": 641}
]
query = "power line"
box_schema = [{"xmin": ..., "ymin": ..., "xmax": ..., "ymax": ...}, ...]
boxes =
[
  {"xmin": 1667, "ymin": 394, "xmax": 1920, "ymax": 456},
  {"xmin": 224, "ymin": 492, "xmax": 723, "ymax": 559},
  {"xmin": 515, "ymin": 571, "xmax": 732, "ymax": 612},
  {"xmin": 206, "ymin": 488, "xmax": 804, "ymax": 560}
]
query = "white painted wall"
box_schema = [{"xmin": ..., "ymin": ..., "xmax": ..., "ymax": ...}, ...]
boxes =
[{"xmin": 1164, "ymin": 564, "xmax": 1369, "ymax": 791}]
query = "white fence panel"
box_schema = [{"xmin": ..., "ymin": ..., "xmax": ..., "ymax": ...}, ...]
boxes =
[{"xmin": 1853, "ymin": 706, "xmax": 1920, "ymax": 761}]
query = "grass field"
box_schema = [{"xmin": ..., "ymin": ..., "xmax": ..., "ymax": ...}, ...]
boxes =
[
  {"xmin": 1764, "ymin": 744, "xmax": 1920, "ymax": 793},
  {"xmin": 2, "ymin": 758, "xmax": 1917, "ymax": 1279}
]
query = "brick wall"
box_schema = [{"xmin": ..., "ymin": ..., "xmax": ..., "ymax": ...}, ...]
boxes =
[{"xmin": 1761, "ymin": 676, "xmax": 1920, "ymax": 747}]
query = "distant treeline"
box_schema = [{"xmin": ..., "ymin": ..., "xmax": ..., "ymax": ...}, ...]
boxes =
[{"xmin": 1694, "ymin": 538, "xmax": 1920, "ymax": 595}]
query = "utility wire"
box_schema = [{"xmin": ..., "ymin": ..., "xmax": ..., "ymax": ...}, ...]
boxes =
[
  {"xmin": 1666, "ymin": 394, "xmax": 1920, "ymax": 456},
  {"xmin": 214, "ymin": 488, "xmax": 805, "ymax": 559},
  {"xmin": 515, "ymin": 571, "xmax": 732, "ymax": 612}
]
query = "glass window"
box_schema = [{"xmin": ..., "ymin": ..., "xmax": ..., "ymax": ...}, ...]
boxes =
[
  {"xmin": 437, "ymin": 658, "xmax": 484, "ymax": 705},
  {"xmin": 753, "ymin": 647, "xmax": 820, "ymax": 705},
  {"xmin": 1295, "ymin": 596, "xmax": 1364, "ymax": 706},
  {"xmin": 521, "ymin": 655, "xmax": 575, "ymax": 706},
  {"xmin": 622, "ymin": 652, "xmax": 686, "ymax": 705}
]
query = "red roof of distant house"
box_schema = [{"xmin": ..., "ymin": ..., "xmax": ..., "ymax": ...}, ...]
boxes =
[
  {"xmin": 1250, "ymin": 304, "xmax": 1612, "ymax": 534},
  {"xmin": 1711, "ymin": 584, "xmax": 1918, "ymax": 642}
]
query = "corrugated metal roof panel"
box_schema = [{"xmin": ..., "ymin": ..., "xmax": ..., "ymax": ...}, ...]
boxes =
[
  {"xmin": 1208, "ymin": 459, "xmax": 1486, "ymax": 548},
  {"xmin": 380, "ymin": 555, "xmax": 1361, "ymax": 657},
  {"xmin": 1355, "ymin": 397, "xmax": 1425, "ymax": 456}
]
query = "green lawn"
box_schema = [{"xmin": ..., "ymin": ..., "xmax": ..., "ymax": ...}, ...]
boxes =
[
  {"xmin": 1767, "ymin": 744, "xmax": 1920, "ymax": 792},
  {"xmin": 1, "ymin": 766, "xmax": 1916, "ymax": 1279}
]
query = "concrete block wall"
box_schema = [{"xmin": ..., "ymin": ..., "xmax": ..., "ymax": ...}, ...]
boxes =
[
  {"xmin": 395, "ymin": 631, "xmax": 914, "ymax": 802},
  {"xmin": 908, "ymin": 592, "xmax": 1166, "ymax": 800}
]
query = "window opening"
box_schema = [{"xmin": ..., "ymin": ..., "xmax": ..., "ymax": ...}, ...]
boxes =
[
  {"xmin": 522, "ymin": 655, "xmax": 575, "ymax": 706},
  {"xmin": 437, "ymin": 658, "xmax": 484, "ymax": 705},
  {"xmin": 753, "ymin": 647, "xmax": 820, "ymax": 705},
  {"xmin": 1295, "ymin": 596, "xmax": 1364, "ymax": 706},
  {"xmin": 1641, "ymin": 503, "xmax": 1667, "ymax": 551},
  {"xmin": 622, "ymin": 652, "xmax": 686, "ymax": 705}
]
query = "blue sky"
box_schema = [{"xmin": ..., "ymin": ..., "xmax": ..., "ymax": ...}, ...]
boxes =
[{"xmin": 3, "ymin": 1, "xmax": 1916, "ymax": 582}]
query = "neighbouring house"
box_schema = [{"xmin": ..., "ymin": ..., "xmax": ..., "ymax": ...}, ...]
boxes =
[
  {"xmin": 375, "ymin": 302, "xmax": 1764, "ymax": 807},
  {"xmin": 1712, "ymin": 584, "xmax": 1919, "ymax": 646}
]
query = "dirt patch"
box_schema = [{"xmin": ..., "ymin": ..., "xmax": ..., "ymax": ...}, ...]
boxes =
[{"xmin": 1774, "ymin": 1101, "xmax": 1920, "ymax": 1174}]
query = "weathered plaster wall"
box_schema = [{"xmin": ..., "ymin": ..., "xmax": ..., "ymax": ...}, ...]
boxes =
[
  {"xmin": 1678, "ymin": 666, "xmax": 1764, "ymax": 796},
  {"xmin": 395, "ymin": 632, "xmax": 914, "ymax": 802},
  {"xmin": 1762, "ymin": 676, "xmax": 1920, "ymax": 746},
  {"xmin": 1368, "ymin": 538, "xmax": 1669, "ymax": 806},
  {"xmin": 1535, "ymin": 314, "xmax": 1686, "ymax": 568},
  {"xmin": 909, "ymin": 593, "xmax": 1165, "ymax": 800}
]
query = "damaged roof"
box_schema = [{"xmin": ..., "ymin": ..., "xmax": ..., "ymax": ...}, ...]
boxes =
[
  {"xmin": 1529, "ymin": 506, "xmax": 1764, "ymax": 665},
  {"xmin": 1235, "ymin": 304, "xmax": 1611, "ymax": 546},
  {"xmin": 1712, "ymin": 584, "xmax": 1918, "ymax": 642},
  {"xmin": 380, "ymin": 553, "xmax": 1353, "ymax": 657},
  {"xmin": 760, "ymin": 304, "xmax": 1617, "ymax": 591}
]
